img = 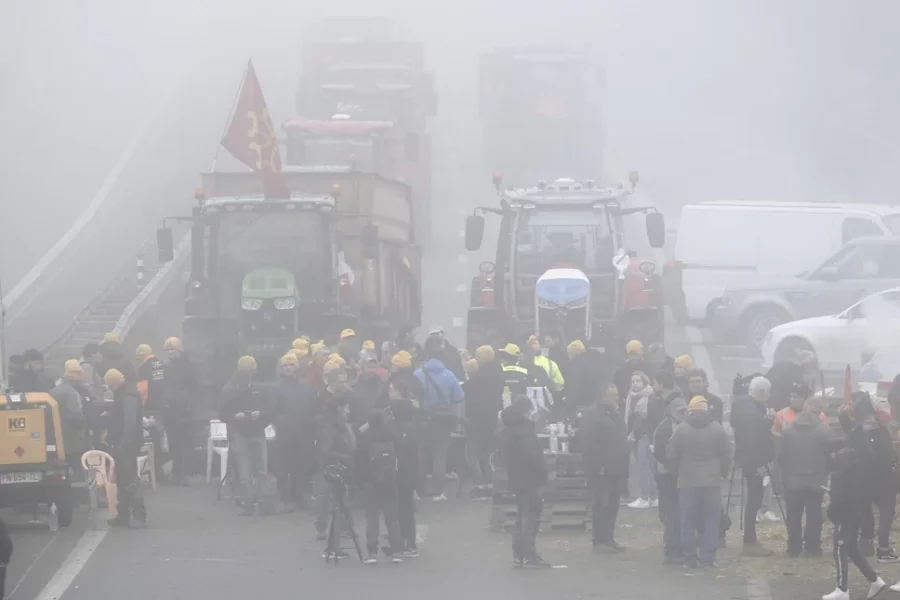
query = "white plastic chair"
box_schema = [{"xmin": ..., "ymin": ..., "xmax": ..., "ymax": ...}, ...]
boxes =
[
  {"xmin": 81, "ymin": 450, "xmax": 117, "ymax": 528},
  {"xmin": 207, "ymin": 420, "xmax": 229, "ymax": 484}
]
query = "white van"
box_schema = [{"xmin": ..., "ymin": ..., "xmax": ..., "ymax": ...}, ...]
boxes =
[{"xmin": 668, "ymin": 201, "xmax": 900, "ymax": 322}]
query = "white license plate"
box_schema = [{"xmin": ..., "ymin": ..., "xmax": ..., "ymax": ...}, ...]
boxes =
[{"xmin": 0, "ymin": 472, "xmax": 43, "ymax": 484}]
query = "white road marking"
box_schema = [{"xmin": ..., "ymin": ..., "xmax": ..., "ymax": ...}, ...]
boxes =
[
  {"xmin": 6, "ymin": 531, "xmax": 58, "ymax": 599},
  {"xmin": 36, "ymin": 529, "xmax": 108, "ymax": 600},
  {"xmin": 5, "ymin": 78, "xmax": 181, "ymax": 320}
]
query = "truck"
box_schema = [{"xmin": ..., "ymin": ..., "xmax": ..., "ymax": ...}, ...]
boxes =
[
  {"xmin": 296, "ymin": 18, "xmax": 436, "ymax": 243},
  {"xmin": 464, "ymin": 177, "xmax": 665, "ymax": 369},
  {"xmin": 479, "ymin": 48, "xmax": 604, "ymax": 184},
  {"xmin": 155, "ymin": 164, "xmax": 421, "ymax": 385}
]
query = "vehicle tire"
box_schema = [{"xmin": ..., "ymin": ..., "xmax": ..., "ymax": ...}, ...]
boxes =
[
  {"xmin": 773, "ymin": 337, "xmax": 815, "ymax": 365},
  {"xmin": 56, "ymin": 487, "xmax": 75, "ymax": 528},
  {"xmin": 740, "ymin": 306, "xmax": 791, "ymax": 349}
]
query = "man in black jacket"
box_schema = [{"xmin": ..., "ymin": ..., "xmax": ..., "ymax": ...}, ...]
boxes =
[
  {"xmin": 356, "ymin": 410, "xmax": 404, "ymax": 563},
  {"xmin": 15, "ymin": 349, "xmax": 56, "ymax": 393},
  {"xmin": 99, "ymin": 334, "xmax": 137, "ymax": 383},
  {"xmin": 499, "ymin": 395, "xmax": 550, "ymax": 568},
  {"xmin": 687, "ymin": 369, "xmax": 723, "ymax": 424},
  {"xmin": 464, "ymin": 346, "xmax": 504, "ymax": 490},
  {"xmin": 220, "ymin": 356, "xmax": 276, "ymax": 516},
  {"xmin": 104, "ymin": 369, "xmax": 147, "ymax": 527},
  {"xmin": 653, "ymin": 397, "xmax": 687, "ymax": 563},
  {"xmin": 730, "ymin": 376, "xmax": 775, "ymax": 557},
  {"xmin": 391, "ymin": 397, "xmax": 420, "ymax": 556},
  {"xmin": 314, "ymin": 378, "xmax": 356, "ymax": 540},
  {"xmin": 579, "ymin": 384, "xmax": 630, "ymax": 554},
  {"xmin": 269, "ymin": 353, "xmax": 316, "ymax": 511},
  {"xmin": 162, "ymin": 337, "xmax": 196, "ymax": 486}
]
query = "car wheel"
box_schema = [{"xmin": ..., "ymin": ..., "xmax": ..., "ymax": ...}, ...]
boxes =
[{"xmin": 741, "ymin": 306, "xmax": 791, "ymax": 348}]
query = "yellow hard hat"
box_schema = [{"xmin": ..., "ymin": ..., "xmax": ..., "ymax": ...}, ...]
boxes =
[
  {"xmin": 237, "ymin": 355, "xmax": 257, "ymax": 372},
  {"xmin": 340, "ymin": 328, "xmax": 356, "ymax": 340},
  {"xmin": 626, "ymin": 340, "xmax": 644, "ymax": 356}
]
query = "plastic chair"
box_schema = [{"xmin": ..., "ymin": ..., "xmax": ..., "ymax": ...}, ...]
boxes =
[
  {"xmin": 138, "ymin": 441, "xmax": 156, "ymax": 492},
  {"xmin": 81, "ymin": 450, "xmax": 118, "ymax": 527},
  {"xmin": 207, "ymin": 420, "xmax": 229, "ymax": 484}
]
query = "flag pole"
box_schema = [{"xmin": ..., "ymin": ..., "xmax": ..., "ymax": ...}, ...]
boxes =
[{"xmin": 210, "ymin": 59, "xmax": 252, "ymax": 172}]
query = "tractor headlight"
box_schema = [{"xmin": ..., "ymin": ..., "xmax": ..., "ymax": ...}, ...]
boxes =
[
  {"xmin": 274, "ymin": 298, "xmax": 296, "ymax": 310},
  {"xmin": 242, "ymin": 298, "xmax": 263, "ymax": 311}
]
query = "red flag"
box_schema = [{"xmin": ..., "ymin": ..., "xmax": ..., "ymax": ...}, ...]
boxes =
[
  {"xmin": 221, "ymin": 60, "xmax": 289, "ymax": 198},
  {"xmin": 842, "ymin": 364, "xmax": 852, "ymax": 406}
]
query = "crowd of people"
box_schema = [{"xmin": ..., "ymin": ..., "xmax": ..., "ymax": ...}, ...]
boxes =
[{"xmin": 9, "ymin": 329, "xmax": 900, "ymax": 593}]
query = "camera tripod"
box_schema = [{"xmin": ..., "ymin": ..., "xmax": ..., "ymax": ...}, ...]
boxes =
[
  {"xmin": 725, "ymin": 462, "xmax": 787, "ymax": 530},
  {"xmin": 324, "ymin": 481, "xmax": 363, "ymax": 564}
]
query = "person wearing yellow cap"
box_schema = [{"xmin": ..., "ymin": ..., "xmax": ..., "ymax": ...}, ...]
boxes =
[
  {"xmin": 99, "ymin": 332, "xmax": 137, "ymax": 386},
  {"xmin": 291, "ymin": 338, "xmax": 310, "ymax": 356},
  {"xmin": 220, "ymin": 356, "xmax": 276, "ymax": 516},
  {"xmin": 50, "ymin": 360, "xmax": 90, "ymax": 473},
  {"xmin": 563, "ymin": 340, "xmax": 596, "ymax": 415},
  {"xmin": 528, "ymin": 335, "xmax": 565, "ymax": 394},
  {"xmin": 304, "ymin": 345, "xmax": 330, "ymax": 392},
  {"xmin": 104, "ymin": 368, "xmax": 148, "ymax": 527},
  {"xmin": 666, "ymin": 394, "xmax": 731, "ymax": 568},
  {"xmin": 391, "ymin": 350, "xmax": 413, "ymax": 371},
  {"xmin": 580, "ymin": 382, "xmax": 629, "ymax": 553},
  {"xmin": 614, "ymin": 340, "xmax": 649, "ymax": 404},
  {"xmin": 161, "ymin": 336, "xmax": 196, "ymax": 487},
  {"xmin": 135, "ymin": 344, "xmax": 165, "ymax": 409},
  {"xmin": 673, "ymin": 355, "xmax": 693, "ymax": 392},
  {"xmin": 496, "ymin": 343, "xmax": 529, "ymax": 410},
  {"xmin": 270, "ymin": 352, "xmax": 316, "ymax": 511},
  {"xmin": 414, "ymin": 338, "xmax": 465, "ymax": 500}
]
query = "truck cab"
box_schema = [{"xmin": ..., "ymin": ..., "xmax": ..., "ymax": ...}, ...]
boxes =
[{"xmin": 465, "ymin": 178, "xmax": 665, "ymax": 355}]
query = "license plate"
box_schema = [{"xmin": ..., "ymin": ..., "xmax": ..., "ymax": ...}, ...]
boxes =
[{"xmin": 0, "ymin": 472, "xmax": 43, "ymax": 484}]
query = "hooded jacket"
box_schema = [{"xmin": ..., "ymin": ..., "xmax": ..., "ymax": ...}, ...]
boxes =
[
  {"xmin": 99, "ymin": 341, "xmax": 137, "ymax": 384},
  {"xmin": 268, "ymin": 375, "xmax": 315, "ymax": 441},
  {"xmin": 667, "ymin": 410, "xmax": 731, "ymax": 489},
  {"xmin": 565, "ymin": 350, "xmax": 603, "ymax": 410},
  {"xmin": 730, "ymin": 394, "xmax": 775, "ymax": 469},
  {"xmin": 49, "ymin": 380, "xmax": 89, "ymax": 458},
  {"xmin": 464, "ymin": 359, "xmax": 505, "ymax": 442},
  {"xmin": 577, "ymin": 402, "xmax": 630, "ymax": 479},
  {"xmin": 162, "ymin": 354, "xmax": 196, "ymax": 426},
  {"xmin": 219, "ymin": 376, "xmax": 276, "ymax": 437},
  {"xmin": 498, "ymin": 407, "xmax": 547, "ymax": 493},
  {"xmin": 315, "ymin": 402, "xmax": 356, "ymax": 469},
  {"xmin": 846, "ymin": 411, "xmax": 897, "ymax": 499},
  {"xmin": 414, "ymin": 358, "xmax": 464, "ymax": 413},
  {"xmin": 779, "ymin": 411, "xmax": 838, "ymax": 491},
  {"xmin": 354, "ymin": 411, "xmax": 398, "ymax": 488}
]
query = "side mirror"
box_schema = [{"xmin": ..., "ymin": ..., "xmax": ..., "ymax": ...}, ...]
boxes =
[
  {"xmin": 404, "ymin": 133, "xmax": 419, "ymax": 162},
  {"xmin": 646, "ymin": 213, "xmax": 666, "ymax": 249},
  {"xmin": 157, "ymin": 227, "xmax": 174, "ymax": 263},
  {"xmin": 362, "ymin": 224, "xmax": 379, "ymax": 259},
  {"xmin": 465, "ymin": 215, "xmax": 485, "ymax": 251},
  {"xmin": 818, "ymin": 265, "xmax": 840, "ymax": 282}
]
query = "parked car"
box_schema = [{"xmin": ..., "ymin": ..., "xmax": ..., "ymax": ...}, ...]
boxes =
[
  {"xmin": 666, "ymin": 201, "xmax": 900, "ymax": 324},
  {"xmin": 759, "ymin": 286, "xmax": 900, "ymax": 371},
  {"xmin": 710, "ymin": 237, "xmax": 900, "ymax": 346}
]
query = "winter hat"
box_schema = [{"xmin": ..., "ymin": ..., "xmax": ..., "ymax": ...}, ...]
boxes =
[
  {"xmin": 626, "ymin": 340, "xmax": 644, "ymax": 357},
  {"xmin": 499, "ymin": 343, "xmax": 521, "ymax": 357},
  {"xmin": 339, "ymin": 328, "xmax": 356, "ymax": 340},
  {"xmin": 464, "ymin": 358, "xmax": 479, "ymax": 377},
  {"xmin": 474, "ymin": 345, "xmax": 495, "ymax": 364},
  {"xmin": 237, "ymin": 355, "xmax": 257, "ymax": 372},
  {"xmin": 135, "ymin": 344, "xmax": 153, "ymax": 359},
  {"xmin": 674, "ymin": 354, "xmax": 693, "ymax": 369},
  {"xmin": 104, "ymin": 368, "xmax": 125, "ymax": 389},
  {"xmin": 687, "ymin": 396, "xmax": 708, "ymax": 411},
  {"xmin": 567, "ymin": 340, "xmax": 586, "ymax": 359},
  {"xmin": 64, "ymin": 359, "xmax": 84, "ymax": 381},
  {"xmin": 279, "ymin": 353, "xmax": 299, "ymax": 367},
  {"xmin": 391, "ymin": 350, "xmax": 412, "ymax": 369},
  {"xmin": 103, "ymin": 332, "xmax": 119, "ymax": 344},
  {"xmin": 164, "ymin": 337, "xmax": 184, "ymax": 352}
]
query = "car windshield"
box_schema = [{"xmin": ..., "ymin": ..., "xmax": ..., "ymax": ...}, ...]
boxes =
[
  {"xmin": 514, "ymin": 208, "xmax": 614, "ymax": 274},
  {"xmin": 882, "ymin": 214, "xmax": 900, "ymax": 235}
]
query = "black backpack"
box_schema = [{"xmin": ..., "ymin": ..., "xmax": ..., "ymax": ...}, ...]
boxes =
[{"xmin": 370, "ymin": 438, "xmax": 398, "ymax": 484}]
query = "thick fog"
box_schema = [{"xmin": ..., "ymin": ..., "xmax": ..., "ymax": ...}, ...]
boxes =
[{"xmin": 2, "ymin": 0, "xmax": 899, "ymax": 341}]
